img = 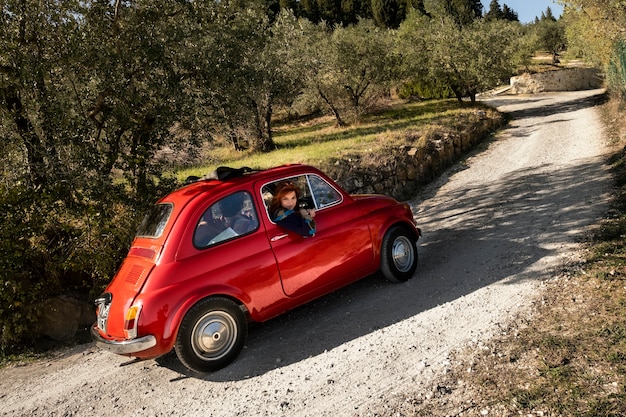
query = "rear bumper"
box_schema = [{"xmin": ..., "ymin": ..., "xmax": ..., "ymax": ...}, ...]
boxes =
[{"xmin": 90, "ymin": 324, "xmax": 157, "ymax": 355}]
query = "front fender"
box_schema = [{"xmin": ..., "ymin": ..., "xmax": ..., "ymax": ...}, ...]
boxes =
[{"xmin": 372, "ymin": 210, "xmax": 420, "ymax": 258}]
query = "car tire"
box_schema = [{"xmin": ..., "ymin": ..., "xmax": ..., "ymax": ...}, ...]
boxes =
[
  {"xmin": 175, "ymin": 297, "xmax": 247, "ymax": 373},
  {"xmin": 380, "ymin": 225, "xmax": 418, "ymax": 283}
]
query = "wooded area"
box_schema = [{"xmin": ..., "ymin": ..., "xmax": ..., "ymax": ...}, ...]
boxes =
[{"xmin": 0, "ymin": 0, "xmax": 624, "ymax": 352}]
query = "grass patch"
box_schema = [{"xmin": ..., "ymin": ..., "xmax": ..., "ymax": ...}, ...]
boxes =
[{"xmin": 177, "ymin": 98, "xmax": 494, "ymax": 181}]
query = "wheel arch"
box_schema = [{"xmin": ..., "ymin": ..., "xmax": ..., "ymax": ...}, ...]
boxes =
[
  {"xmin": 373, "ymin": 218, "xmax": 420, "ymax": 258},
  {"xmin": 159, "ymin": 287, "xmax": 251, "ymax": 353}
]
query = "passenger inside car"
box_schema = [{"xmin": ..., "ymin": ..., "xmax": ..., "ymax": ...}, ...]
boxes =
[
  {"xmin": 269, "ymin": 182, "xmax": 316, "ymax": 237},
  {"xmin": 193, "ymin": 192, "xmax": 258, "ymax": 247},
  {"xmin": 220, "ymin": 193, "xmax": 257, "ymax": 235}
]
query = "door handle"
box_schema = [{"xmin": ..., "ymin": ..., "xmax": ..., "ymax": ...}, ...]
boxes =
[{"xmin": 270, "ymin": 233, "xmax": 289, "ymax": 242}]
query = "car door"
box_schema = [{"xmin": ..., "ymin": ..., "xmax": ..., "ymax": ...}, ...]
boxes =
[{"xmin": 259, "ymin": 174, "xmax": 375, "ymax": 298}]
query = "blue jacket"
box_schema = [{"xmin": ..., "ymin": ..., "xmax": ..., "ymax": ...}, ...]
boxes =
[{"xmin": 273, "ymin": 209, "xmax": 316, "ymax": 237}]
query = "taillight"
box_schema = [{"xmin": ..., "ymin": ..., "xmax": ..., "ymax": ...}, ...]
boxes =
[
  {"xmin": 128, "ymin": 247, "xmax": 157, "ymax": 260},
  {"xmin": 123, "ymin": 305, "xmax": 142, "ymax": 339}
]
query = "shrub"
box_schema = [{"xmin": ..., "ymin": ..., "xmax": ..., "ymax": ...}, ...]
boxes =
[
  {"xmin": 397, "ymin": 79, "xmax": 455, "ymax": 100},
  {"xmin": 0, "ymin": 184, "xmax": 56, "ymax": 351},
  {"xmin": 607, "ymin": 39, "xmax": 626, "ymax": 101},
  {"xmin": 0, "ymin": 181, "xmax": 160, "ymax": 353}
]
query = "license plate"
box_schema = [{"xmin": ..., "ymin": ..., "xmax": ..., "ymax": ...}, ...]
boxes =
[{"xmin": 97, "ymin": 302, "xmax": 110, "ymax": 332}]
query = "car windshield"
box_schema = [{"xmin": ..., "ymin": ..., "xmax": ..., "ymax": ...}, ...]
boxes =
[{"xmin": 136, "ymin": 203, "xmax": 173, "ymax": 238}]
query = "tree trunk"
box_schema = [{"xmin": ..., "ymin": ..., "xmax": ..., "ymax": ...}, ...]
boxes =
[
  {"xmin": 4, "ymin": 86, "xmax": 48, "ymax": 187},
  {"xmin": 451, "ymin": 86, "xmax": 464, "ymax": 103},
  {"xmin": 317, "ymin": 85, "xmax": 346, "ymax": 127},
  {"xmin": 250, "ymin": 96, "xmax": 277, "ymax": 152},
  {"xmin": 261, "ymin": 99, "xmax": 277, "ymax": 152},
  {"xmin": 130, "ymin": 116, "xmax": 155, "ymax": 198},
  {"xmin": 226, "ymin": 124, "xmax": 245, "ymax": 151}
]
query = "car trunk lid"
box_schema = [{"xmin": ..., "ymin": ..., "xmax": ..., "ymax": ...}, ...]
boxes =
[{"xmin": 96, "ymin": 244, "xmax": 159, "ymax": 338}]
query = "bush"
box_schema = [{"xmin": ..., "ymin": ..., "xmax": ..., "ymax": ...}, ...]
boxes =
[
  {"xmin": 0, "ymin": 185, "xmax": 56, "ymax": 351},
  {"xmin": 607, "ymin": 39, "xmax": 626, "ymax": 101},
  {"xmin": 0, "ymin": 184, "xmax": 141, "ymax": 352},
  {"xmin": 397, "ymin": 79, "xmax": 455, "ymax": 100},
  {"xmin": 0, "ymin": 172, "xmax": 184, "ymax": 354}
]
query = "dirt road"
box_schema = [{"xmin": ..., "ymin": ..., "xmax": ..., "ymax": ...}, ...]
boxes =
[{"xmin": 0, "ymin": 89, "xmax": 612, "ymax": 417}]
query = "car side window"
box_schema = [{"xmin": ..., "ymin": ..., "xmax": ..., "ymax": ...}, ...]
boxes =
[
  {"xmin": 308, "ymin": 175, "xmax": 342, "ymax": 209},
  {"xmin": 261, "ymin": 174, "xmax": 342, "ymax": 218},
  {"xmin": 193, "ymin": 191, "xmax": 259, "ymax": 248}
]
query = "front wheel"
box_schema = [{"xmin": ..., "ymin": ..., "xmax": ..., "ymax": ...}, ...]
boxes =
[
  {"xmin": 380, "ymin": 226, "xmax": 418, "ymax": 283},
  {"xmin": 175, "ymin": 297, "xmax": 247, "ymax": 373}
]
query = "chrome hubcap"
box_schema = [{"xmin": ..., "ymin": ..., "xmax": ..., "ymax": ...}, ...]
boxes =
[
  {"xmin": 392, "ymin": 236, "xmax": 414, "ymax": 273},
  {"xmin": 191, "ymin": 311, "xmax": 237, "ymax": 360}
]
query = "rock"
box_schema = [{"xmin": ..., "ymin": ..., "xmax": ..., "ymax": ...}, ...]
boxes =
[{"xmin": 38, "ymin": 296, "xmax": 95, "ymax": 341}]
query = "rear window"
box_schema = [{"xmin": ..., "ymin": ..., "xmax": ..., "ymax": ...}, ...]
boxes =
[{"xmin": 136, "ymin": 203, "xmax": 173, "ymax": 238}]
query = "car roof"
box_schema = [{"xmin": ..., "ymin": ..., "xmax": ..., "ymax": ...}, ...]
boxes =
[{"xmin": 159, "ymin": 164, "xmax": 314, "ymax": 205}]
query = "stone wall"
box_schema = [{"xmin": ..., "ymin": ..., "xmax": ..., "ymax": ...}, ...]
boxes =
[
  {"xmin": 322, "ymin": 109, "xmax": 506, "ymax": 201},
  {"xmin": 510, "ymin": 67, "xmax": 603, "ymax": 94}
]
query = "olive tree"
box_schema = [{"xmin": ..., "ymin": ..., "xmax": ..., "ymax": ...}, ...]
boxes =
[
  {"xmin": 244, "ymin": 9, "xmax": 314, "ymax": 151},
  {"xmin": 0, "ymin": 0, "xmax": 83, "ymax": 189},
  {"xmin": 77, "ymin": 0, "xmax": 199, "ymax": 196},
  {"xmin": 534, "ymin": 17, "xmax": 567, "ymax": 64},
  {"xmin": 299, "ymin": 19, "xmax": 401, "ymax": 126},
  {"xmin": 398, "ymin": 12, "xmax": 519, "ymax": 102},
  {"xmin": 0, "ymin": 0, "xmax": 203, "ymax": 349},
  {"xmin": 183, "ymin": 5, "xmax": 308, "ymax": 152},
  {"xmin": 562, "ymin": 0, "xmax": 626, "ymax": 98}
]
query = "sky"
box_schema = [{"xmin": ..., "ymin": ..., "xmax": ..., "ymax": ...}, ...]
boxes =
[{"xmin": 481, "ymin": 0, "xmax": 564, "ymax": 23}]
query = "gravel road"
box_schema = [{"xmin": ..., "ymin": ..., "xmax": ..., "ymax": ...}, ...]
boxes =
[{"xmin": 0, "ymin": 89, "xmax": 612, "ymax": 417}]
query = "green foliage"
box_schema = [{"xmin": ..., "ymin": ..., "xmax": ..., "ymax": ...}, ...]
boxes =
[
  {"xmin": 0, "ymin": 175, "xmax": 180, "ymax": 352},
  {"xmin": 398, "ymin": 13, "xmax": 520, "ymax": 102},
  {"xmin": 371, "ymin": 0, "xmax": 405, "ymax": 28},
  {"xmin": 297, "ymin": 19, "xmax": 401, "ymax": 126},
  {"xmin": 607, "ymin": 39, "xmax": 626, "ymax": 100},
  {"xmin": 484, "ymin": 0, "xmax": 504, "ymax": 20},
  {"xmin": 484, "ymin": 0, "xmax": 518, "ymax": 22},
  {"xmin": 533, "ymin": 18, "xmax": 567, "ymax": 64},
  {"xmin": 562, "ymin": 1, "xmax": 626, "ymax": 68},
  {"xmin": 0, "ymin": 185, "xmax": 49, "ymax": 350},
  {"xmin": 331, "ymin": 20, "xmax": 401, "ymax": 116},
  {"xmin": 290, "ymin": 0, "xmax": 376, "ymax": 25},
  {"xmin": 423, "ymin": 0, "xmax": 483, "ymax": 27},
  {"xmin": 397, "ymin": 79, "xmax": 455, "ymax": 100}
]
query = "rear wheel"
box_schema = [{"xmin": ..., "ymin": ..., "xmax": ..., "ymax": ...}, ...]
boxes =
[
  {"xmin": 175, "ymin": 297, "xmax": 247, "ymax": 373},
  {"xmin": 380, "ymin": 226, "xmax": 418, "ymax": 283}
]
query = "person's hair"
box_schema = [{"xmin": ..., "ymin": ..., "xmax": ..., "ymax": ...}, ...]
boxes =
[{"xmin": 269, "ymin": 182, "xmax": 300, "ymax": 214}]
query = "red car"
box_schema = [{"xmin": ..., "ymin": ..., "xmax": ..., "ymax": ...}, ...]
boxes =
[{"xmin": 91, "ymin": 164, "xmax": 421, "ymax": 372}]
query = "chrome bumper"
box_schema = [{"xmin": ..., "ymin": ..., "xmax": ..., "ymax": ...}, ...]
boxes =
[{"xmin": 90, "ymin": 325, "xmax": 157, "ymax": 355}]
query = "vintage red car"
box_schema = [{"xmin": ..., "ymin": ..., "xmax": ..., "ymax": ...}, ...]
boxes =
[{"xmin": 91, "ymin": 164, "xmax": 421, "ymax": 373}]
